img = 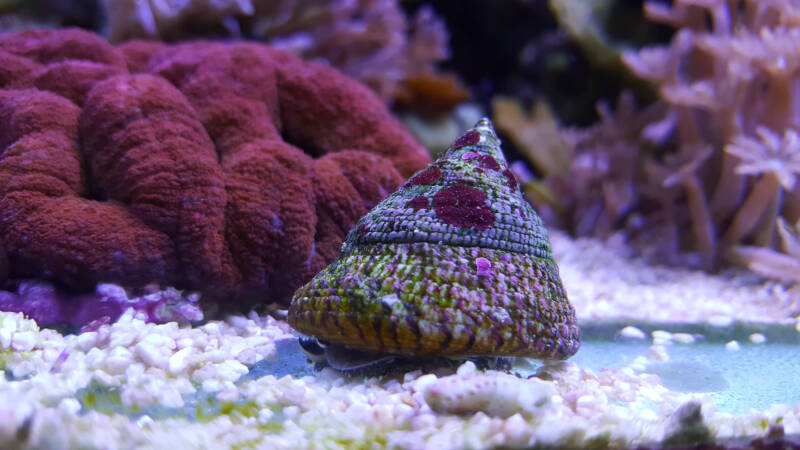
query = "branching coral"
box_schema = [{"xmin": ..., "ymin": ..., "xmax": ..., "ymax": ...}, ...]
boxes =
[
  {"xmin": 621, "ymin": 0, "xmax": 800, "ymax": 273},
  {"xmin": 731, "ymin": 217, "xmax": 800, "ymax": 284},
  {"xmin": 102, "ymin": 0, "xmax": 451, "ymax": 104},
  {"xmin": 505, "ymin": 0, "xmax": 800, "ymax": 277}
]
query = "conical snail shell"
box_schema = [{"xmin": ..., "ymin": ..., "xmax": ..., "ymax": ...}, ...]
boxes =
[{"xmin": 289, "ymin": 118, "xmax": 580, "ymax": 360}]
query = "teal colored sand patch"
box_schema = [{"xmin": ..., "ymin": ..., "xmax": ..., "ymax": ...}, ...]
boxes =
[
  {"xmin": 251, "ymin": 334, "xmax": 800, "ymax": 415},
  {"xmin": 244, "ymin": 338, "xmax": 315, "ymax": 380},
  {"xmin": 569, "ymin": 340, "xmax": 800, "ymax": 414},
  {"xmin": 76, "ymin": 334, "xmax": 800, "ymax": 420}
]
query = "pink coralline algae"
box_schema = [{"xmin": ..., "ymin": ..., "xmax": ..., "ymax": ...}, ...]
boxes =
[
  {"xmin": 290, "ymin": 118, "xmax": 580, "ymax": 364},
  {"xmin": 0, "ymin": 28, "xmax": 430, "ymax": 320},
  {"xmin": 408, "ymin": 196, "xmax": 430, "ymax": 210},
  {"xmin": 433, "ymin": 184, "xmax": 496, "ymax": 232},
  {"xmin": 454, "ymin": 130, "xmax": 480, "ymax": 148},
  {"xmin": 408, "ymin": 166, "xmax": 442, "ymax": 186},
  {"xmin": 502, "ymin": 168, "xmax": 518, "ymax": 190},
  {"xmin": 463, "ymin": 151, "xmax": 503, "ymax": 170}
]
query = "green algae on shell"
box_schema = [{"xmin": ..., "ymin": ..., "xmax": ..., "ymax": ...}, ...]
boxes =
[{"xmin": 288, "ymin": 118, "xmax": 580, "ymax": 367}]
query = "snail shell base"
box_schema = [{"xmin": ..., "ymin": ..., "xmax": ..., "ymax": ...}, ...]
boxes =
[{"xmin": 289, "ymin": 242, "xmax": 580, "ymax": 360}]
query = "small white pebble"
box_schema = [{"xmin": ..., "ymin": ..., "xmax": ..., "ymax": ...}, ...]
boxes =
[
  {"xmin": 204, "ymin": 350, "xmax": 229, "ymax": 364},
  {"xmin": 76, "ymin": 332, "xmax": 98, "ymax": 351},
  {"xmin": 58, "ymin": 398, "xmax": 82, "ymax": 415},
  {"xmin": 576, "ymin": 395, "xmax": 601, "ymax": 411},
  {"xmin": 11, "ymin": 331, "xmax": 37, "ymax": 352},
  {"xmin": 411, "ymin": 413, "xmax": 436, "ymax": 430},
  {"xmin": 140, "ymin": 333, "xmax": 176, "ymax": 350},
  {"xmin": 393, "ymin": 403, "xmax": 414, "ymax": 422},
  {"xmin": 176, "ymin": 337, "xmax": 195, "ymax": 349},
  {"xmin": 134, "ymin": 341, "xmax": 168, "ymax": 370},
  {"xmin": 619, "ymin": 326, "xmax": 646, "ymax": 340},
  {"xmin": 749, "ymin": 333, "xmax": 766, "ymax": 344},
  {"xmin": 234, "ymin": 348, "xmax": 261, "ymax": 366},
  {"xmin": 202, "ymin": 379, "xmax": 223, "ymax": 392},
  {"xmin": 105, "ymin": 355, "xmax": 134, "ymax": 375},
  {"xmin": 216, "ymin": 388, "xmax": 240, "ymax": 403},
  {"xmin": 202, "ymin": 322, "xmax": 221, "ymax": 335},
  {"xmin": 671, "ymin": 333, "xmax": 695, "ymax": 344},
  {"xmin": 92, "ymin": 369, "xmax": 119, "ymax": 387},
  {"xmin": 216, "ymin": 360, "xmax": 248, "ymax": 382},
  {"xmin": 257, "ymin": 408, "xmax": 274, "ymax": 425},
  {"xmin": 84, "ymin": 347, "xmax": 105, "ymax": 369},
  {"xmin": 283, "ymin": 406, "xmax": 300, "ymax": 419},
  {"xmin": 725, "ymin": 340, "xmax": 741, "ymax": 352},
  {"xmin": 0, "ymin": 328, "xmax": 11, "ymax": 349},
  {"xmin": 651, "ymin": 330, "xmax": 672, "ymax": 342},
  {"xmin": 0, "ymin": 314, "xmax": 18, "ymax": 332},
  {"xmin": 10, "ymin": 359, "xmax": 35, "ymax": 378},
  {"xmin": 168, "ymin": 347, "xmax": 194, "ymax": 375},
  {"xmin": 457, "ymin": 360, "xmax": 477, "ymax": 375},
  {"xmin": 108, "ymin": 330, "xmax": 137, "ymax": 349},
  {"xmin": 502, "ymin": 413, "xmax": 531, "ymax": 447},
  {"xmin": 136, "ymin": 415, "xmax": 154, "ymax": 428},
  {"xmin": 410, "ymin": 373, "xmax": 438, "ymax": 392}
]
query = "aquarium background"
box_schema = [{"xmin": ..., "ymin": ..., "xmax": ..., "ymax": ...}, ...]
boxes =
[{"xmin": 0, "ymin": 1, "xmax": 799, "ymax": 449}]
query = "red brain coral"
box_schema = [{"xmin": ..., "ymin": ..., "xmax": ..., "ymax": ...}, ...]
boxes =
[{"xmin": 0, "ymin": 29, "xmax": 430, "ymax": 306}]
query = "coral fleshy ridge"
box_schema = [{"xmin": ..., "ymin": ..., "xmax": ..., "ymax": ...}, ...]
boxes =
[{"xmin": 0, "ymin": 28, "xmax": 430, "ymax": 319}]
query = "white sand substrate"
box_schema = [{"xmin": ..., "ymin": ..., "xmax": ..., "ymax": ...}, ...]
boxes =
[
  {"xmin": 550, "ymin": 231, "xmax": 800, "ymax": 324},
  {"xmin": 0, "ymin": 231, "xmax": 798, "ymax": 449}
]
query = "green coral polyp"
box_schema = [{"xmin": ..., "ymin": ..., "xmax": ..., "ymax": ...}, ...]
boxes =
[{"xmin": 289, "ymin": 118, "xmax": 580, "ymax": 360}]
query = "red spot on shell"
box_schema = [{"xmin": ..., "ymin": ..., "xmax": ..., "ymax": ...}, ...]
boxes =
[
  {"xmin": 461, "ymin": 152, "xmax": 500, "ymax": 170},
  {"xmin": 453, "ymin": 130, "xmax": 480, "ymax": 148},
  {"xmin": 433, "ymin": 184, "xmax": 495, "ymax": 231},
  {"xmin": 463, "ymin": 152, "xmax": 501, "ymax": 171},
  {"xmin": 407, "ymin": 167, "xmax": 442, "ymax": 186},
  {"xmin": 476, "ymin": 155, "xmax": 500, "ymax": 170},
  {"xmin": 503, "ymin": 168, "xmax": 518, "ymax": 190},
  {"xmin": 407, "ymin": 196, "xmax": 429, "ymax": 210}
]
